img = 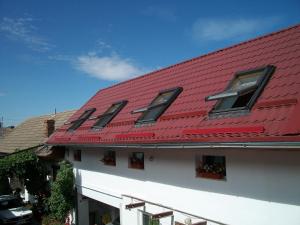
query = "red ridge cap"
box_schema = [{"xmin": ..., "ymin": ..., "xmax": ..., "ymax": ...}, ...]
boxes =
[
  {"xmin": 115, "ymin": 132, "xmax": 155, "ymax": 139},
  {"xmin": 160, "ymin": 110, "xmax": 207, "ymax": 121},
  {"xmin": 255, "ymin": 98, "xmax": 298, "ymax": 109},
  {"xmin": 183, "ymin": 126, "xmax": 265, "ymax": 135}
]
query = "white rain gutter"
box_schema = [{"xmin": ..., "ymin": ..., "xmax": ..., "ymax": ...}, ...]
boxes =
[{"xmin": 48, "ymin": 142, "xmax": 300, "ymax": 149}]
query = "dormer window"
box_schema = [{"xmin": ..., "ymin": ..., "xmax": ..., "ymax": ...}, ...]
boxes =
[
  {"xmin": 68, "ymin": 108, "xmax": 96, "ymax": 132},
  {"xmin": 206, "ymin": 65, "xmax": 275, "ymax": 115},
  {"xmin": 133, "ymin": 87, "xmax": 183, "ymax": 124},
  {"xmin": 92, "ymin": 100, "xmax": 127, "ymax": 129}
]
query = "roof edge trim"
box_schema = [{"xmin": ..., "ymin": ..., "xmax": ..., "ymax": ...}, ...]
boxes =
[{"xmin": 47, "ymin": 142, "xmax": 300, "ymax": 149}]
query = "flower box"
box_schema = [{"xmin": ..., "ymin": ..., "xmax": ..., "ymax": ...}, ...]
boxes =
[
  {"xmin": 197, "ymin": 171, "xmax": 224, "ymax": 180},
  {"xmin": 130, "ymin": 162, "xmax": 144, "ymax": 169},
  {"xmin": 101, "ymin": 158, "xmax": 116, "ymax": 166}
]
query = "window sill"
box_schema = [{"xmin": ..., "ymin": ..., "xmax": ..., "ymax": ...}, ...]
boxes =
[
  {"xmin": 196, "ymin": 172, "xmax": 225, "ymax": 180},
  {"xmin": 103, "ymin": 161, "xmax": 116, "ymax": 166},
  {"xmin": 129, "ymin": 163, "xmax": 144, "ymax": 170}
]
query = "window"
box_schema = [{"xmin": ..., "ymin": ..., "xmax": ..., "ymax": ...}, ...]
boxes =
[
  {"xmin": 101, "ymin": 150, "xmax": 116, "ymax": 166},
  {"xmin": 129, "ymin": 152, "xmax": 144, "ymax": 169},
  {"xmin": 143, "ymin": 214, "xmax": 159, "ymax": 225},
  {"xmin": 74, "ymin": 150, "xmax": 81, "ymax": 161},
  {"xmin": 206, "ymin": 65, "xmax": 275, "ymax": 115},
  {"xmin": 141, "ymin": 211, "xmax": 173, "ymax": 225},
  {"xmin": 92, "ymin": 100, "xmax": 127, "ymax": 129},
  {"xmin": 196, "ymin": 155, "xmax": 226, "ymax": 180},
  {"xmin": 134, "ymin": 87, "xmax": 183, "ymax": 124},
  {"xmin": 68, "ymin": 108, "xmax": 96, "ymax": 132}
]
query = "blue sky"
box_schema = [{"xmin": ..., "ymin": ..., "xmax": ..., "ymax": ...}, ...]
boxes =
[{"xmin": 0, "ymin": 0, "xmax": 299, "ymax": 125}]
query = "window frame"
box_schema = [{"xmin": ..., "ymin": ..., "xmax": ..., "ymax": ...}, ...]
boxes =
[
  {"xmin": 92, "ymin": 100, "xmax": 128, "ymax": 129},
  {"xmin": 67, "ymin": 108, "xmax": 96, "ymax": 132},
  {"xmin": 101, "ymin": 150, "xmax": 116, "ymax": 166},
  {"xmin": 136, "ymin": 87, "xmax": 183, "ymax": 124},
  {"xmin": 142, "ymin": 212, "xmax": 160, "ymax": 225},
  {"xmin": 208, "ymin": 65, "xmax": 275, "ymax": 116},
  {"xmin": 196, "ymin": 155, "xmax": 226, "ymax": 180},
  {"xmin": 129, "ymin": 152, "xmax": 144, "ymax": 170}
]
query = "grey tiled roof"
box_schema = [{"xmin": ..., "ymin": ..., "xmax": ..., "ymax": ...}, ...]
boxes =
[{"xmin": 0, "ymin": 110, "xmax": 76, "ymax": 154}]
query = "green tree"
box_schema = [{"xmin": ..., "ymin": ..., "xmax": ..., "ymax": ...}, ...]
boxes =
[
  {"xmin": 0, "ymin": 148, "xmax": 48, "ymax": 195},
  {"xmin": 48, "ymin": 161, "xmax": 74, "ymax": 222}
]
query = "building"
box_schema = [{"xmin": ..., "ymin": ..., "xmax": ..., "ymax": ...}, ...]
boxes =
[
  {"xmin": 0, "ymin": 110, "xmax": 76, "ymax": 198},
  {"xmin": 0, "ymin": 110, "xmax": 75, "ymax": 155},
  {"xmin": 0, "ymin": 123, "xmax": 14, "ymax": 157},
  {"xmin": 47, "ymin": 24, "xmax": 300, "ymax": 225}
]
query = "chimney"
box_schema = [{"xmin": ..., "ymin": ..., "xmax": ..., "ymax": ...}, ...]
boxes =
[{"xmin": 45, "ymin": 119, "xmax": 55, "ymax": 137}]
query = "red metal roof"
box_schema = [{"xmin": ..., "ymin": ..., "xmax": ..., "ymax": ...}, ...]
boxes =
[{"xmin": 47, "ymin": 24, "xmax": 300, "ymax": 146}]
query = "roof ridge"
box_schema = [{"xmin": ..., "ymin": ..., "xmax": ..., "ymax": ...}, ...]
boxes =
[
  {"xmin": 98, "ymin": 23, "xmax": 300, "ymax": 92},
  {"xmin": 17, "ymin": 109, "xmax": 77, "ymax": 125}
]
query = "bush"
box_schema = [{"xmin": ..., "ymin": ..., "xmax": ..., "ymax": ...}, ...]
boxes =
[
  {"xmin": 42, "ymin": 215, "xmax": 64, "ymax": 225},
  {"xmin": 48, "ymin": 161, "xmax": 74, "ymax": 222}
]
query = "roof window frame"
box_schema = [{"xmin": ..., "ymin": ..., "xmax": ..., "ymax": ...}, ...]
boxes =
[
  {"xmin": 207, "ymin": 65, "xmax": 275, "ymax": 116},
  {"xmin": 92, "ymin": 100, "xmax": 128, "ymax": 129},
  {"xmin": 67, "ymin": 108, "xmax": 96, "ymax": 132},
  {"xmin": 134, "ymin": 87, "xmax": 183, "ymax": 124}
]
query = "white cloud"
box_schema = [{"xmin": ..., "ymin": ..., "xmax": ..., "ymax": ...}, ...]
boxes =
[
  {"xmin": 0, "ymin": 17, "xmax": 54, "ymax": 52},
  {"xmin": 191, "ymin": 17, "xmax": 280, "ymax": 42},
  {"xmin": 0, "ymin": 92, "xmax": 6, "ymax": 97},
  {"xmin": 75, "ymin": 54, "xmax": 146, "ymax": 81}
]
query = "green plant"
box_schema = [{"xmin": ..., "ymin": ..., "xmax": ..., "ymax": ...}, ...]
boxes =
[
  {"xmin": 0, "ymin": 148, "xmax": 48, "ymax": 195},
  {"xmin": 48, "ymin": 161, "xmax": 74, "ymax": 222},
  {"xmin": 42, "ymin": 215, "xmax": 64, "ymax": 225}
]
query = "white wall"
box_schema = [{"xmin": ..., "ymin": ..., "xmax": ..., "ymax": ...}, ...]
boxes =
[{"xmin": 67, "ymin": 147, "xmax": 300, "ymax": 225}]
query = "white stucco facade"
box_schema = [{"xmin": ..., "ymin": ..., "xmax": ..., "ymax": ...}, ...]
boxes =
[{"xmin": 67, "ymin": 147, "xmax": 300, "ymax": 225}]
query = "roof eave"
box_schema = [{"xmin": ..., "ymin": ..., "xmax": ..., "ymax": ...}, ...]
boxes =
[{"xmin": 47, "ymin": 141, "xmax": 300, "ymax": 150}]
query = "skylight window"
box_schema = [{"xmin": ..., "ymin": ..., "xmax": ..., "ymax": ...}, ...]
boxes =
[
  {"xmin": 92, "ymin": 100, "xmax": 127, "ymax": 129},
  {"xmin": 206, "ymin": 65, "xmax": 275, "ymax": 115},
  {"xmin": 133, "ymin": 87, "xmax": 183, "ymax": 124},
  {"xmin": 68, "ymin": 108, "xmax": 96, "ymax": 132}
]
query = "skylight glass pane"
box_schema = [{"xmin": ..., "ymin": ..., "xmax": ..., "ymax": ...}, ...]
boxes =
[
  {"xmin": 92, "ymin": 101, "xmax": 127, "ymax": 129},
  {"xmin": 93, "ymin": 114, "xmax": 113, "ymax": 128},
  {"xmin": 139, "ymin": 106, "xmax": 163, "ymax": 122},
  {"xmin": 215, "ymin": 96, "xmax": 237, "ymax": 110},
  {"xmin": 209, "ymin": 66, "xmax": 275, "ymax": 114},
  {"xmin": 151, "ymin": 91, "xmax": 174, "ymax": 106},
  {"xmin": 68, "ymin": 108, "xmax": 96, "ymax": 132},
  {"xmin": 230, "ymin": 71, "xmax": 263, "ymax": 91},
  {"xmin": 106, "ymin": 102, "xmax": 123, "ymax": 114},
  {"xmin": 136, "ymin": 87, "xmax": 182, "ymax": 124}
]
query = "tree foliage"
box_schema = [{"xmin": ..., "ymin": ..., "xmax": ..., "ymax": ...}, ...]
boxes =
[
  {"xmin": 48, "ymin": 161, "xmax": 74, "ymax": 222},
  {"xmin": 0, "ymin": 148, "xmax": 48, "ymax": 195}
]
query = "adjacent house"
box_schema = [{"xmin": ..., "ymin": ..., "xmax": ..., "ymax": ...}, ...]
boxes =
[
  {"xmin": 0, "ymin": 110, "xmax": 76, "ymax": 198},
  {"xmin": 0, "ymin": 124, "xmax": 14, "ymax": 157},
  {"xmin": 47, "ymin": 24, "xmax": 300, "ymax": 225}
]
